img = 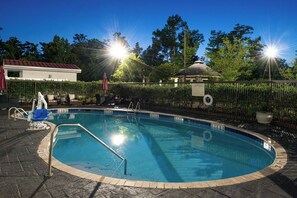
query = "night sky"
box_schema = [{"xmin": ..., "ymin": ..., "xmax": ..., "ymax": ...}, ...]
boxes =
[{"xmin": 1, "ymin": 0, "xmax": 296, "ymax": 63}]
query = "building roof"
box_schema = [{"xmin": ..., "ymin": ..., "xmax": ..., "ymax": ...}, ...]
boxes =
[
  {"xmin": 176, "ymin": 60, "xmax": 220, "ymax": 77},
  {"xmin": 4, "ymin": 59, "xmax": 80, "ymax": 70}
]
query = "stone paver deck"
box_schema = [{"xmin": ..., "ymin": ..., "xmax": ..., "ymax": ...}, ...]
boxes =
[{"xmin": 0, "ymin": 108, "xmax": 297, "ymax": 197}]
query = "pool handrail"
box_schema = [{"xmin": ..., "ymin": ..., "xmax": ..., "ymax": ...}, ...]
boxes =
[
  {"xmin": 8, "ymin": 107, "xmax": 28, "ymax": 120},
  {"xmin": 128, "ymin": 101, "xmax": 134, "ymax": 110},
  {"xmin": 47, "ymin": 123, "xmax": 127, "ymax": 177},
  {"xmin": 127, "ymin": 101, "xmax": 140, "ymax": 112}
]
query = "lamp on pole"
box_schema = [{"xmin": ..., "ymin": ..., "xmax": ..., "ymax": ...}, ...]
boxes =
[
  {"xmin": 183, "ymin": 29, "xmax": 187, "ymax": 83},
  {"xmin": 264, "ymin": 45, "xmax": 278, "ymax": 81},
  {"xmin": 108, "ymin": 42, "xmax": 128, "ymax": 80},
  {"xmin": 263, "ymin": 44, "xmax": 279, "ymax": 114},
  {"xmin": 108, "ymin": 42, "xmax": 128, "ymax": 60}
]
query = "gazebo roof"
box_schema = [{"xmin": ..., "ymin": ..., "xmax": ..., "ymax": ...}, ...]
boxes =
[{"xmin": 176, "ymin": 60, "xmax": 220, "ymax": 77}]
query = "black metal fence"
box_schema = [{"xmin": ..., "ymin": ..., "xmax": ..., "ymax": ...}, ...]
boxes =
[{"xmin": 4, "ymin": 79, "xmax": 297, "ymax": 130}]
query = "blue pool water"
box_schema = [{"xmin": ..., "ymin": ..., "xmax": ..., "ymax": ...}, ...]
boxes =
[{"xmin": 50, "ymin": 110, "xmax": 275, "ymax": 182}]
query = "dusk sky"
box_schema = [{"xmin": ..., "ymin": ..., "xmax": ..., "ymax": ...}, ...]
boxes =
[{"xmin": 1, "ymin": 0, "xmax": 297, "ymax": 63}]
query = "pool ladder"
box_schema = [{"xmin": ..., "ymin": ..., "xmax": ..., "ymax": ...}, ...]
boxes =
[
  {"xmin": 8, "ymin": 107, "xmax": 28, "ymax": 120},
  {"xmin": 47, "ymin": 123, "xmax": 127, "ymax": 177},
  {"xmin": 127, "ymin": 101, "xmax": 140, "ymax": 113}
]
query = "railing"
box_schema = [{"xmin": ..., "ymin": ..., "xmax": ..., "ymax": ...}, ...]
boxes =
[
  {"xmin": 127, "ymin": 101, "xmax": 140, "ymax": 112},
  {"xmin": 47, "ymin": 123, "xmax": 127, "ymax": 177},
  {"xmin": 8, "ymin": 107, "xmax": 28, "ymax": 120},
  {"xmin": 128, "ymin": 101, "xmax": 134, "ymax": 110},
  {"xmin": 5, "ymin": 79, "xmax": 297, "ymax": 130}
]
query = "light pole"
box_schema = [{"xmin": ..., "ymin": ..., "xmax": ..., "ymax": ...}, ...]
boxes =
[
  {"xmin": 264, "ymin": 45, "xmax": 278, "ymax": 81},
  {"xmin": 108, "ymin": 42, "xmax": 129, "ymax": 80},
  {"xmin": 108, "ymin": 42, "xmax": 128, "ymax": 60},
  {"xmin": 263, "ymin": 44, "xmax": 279, "ymax": 113},
  {"xmin": 183, "ymin": 30, "xmax": 187, "ymax": 83}
]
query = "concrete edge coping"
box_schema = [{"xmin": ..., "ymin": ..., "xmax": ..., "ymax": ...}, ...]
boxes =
[{"xmin": 34, "ymin": 107, "xmax": 287, "ymax": 189}]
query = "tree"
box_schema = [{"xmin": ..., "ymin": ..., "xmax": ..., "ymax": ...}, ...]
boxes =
[
  {"xmin": 149, "ymin": 62, "xmax": 180, "ymax": 82},
  {"xmin": 2, "ymin": 37, "xmax": 23, "ymax": 60},
  {"xmin": 71, "ymin": 32, "xmax": 132, "ymax": 81},
  {"xmin": 206, "ymin": 24, "xmax": 264, "ymax": 79},
  {"xmin": 0, "ymin": 39, "xmax": 5, "ymax": 63},
  {"xmin": 111, "ymin": 32, "xmax": 129, "ymax": 48},
  {"xmin": 141, "ymin": 15, "xmax": 204, "ymax": 68},
  {"xmin": 206, "ymin": 24, "xmax": 263, "ymax": 59},
  {"xmin": 0, "ymin": 37, "xmax": 40, "ymax": 62},
  {"xmin": 0, "ymin": 27, "xmax": 3, "ymax": 39},
  {"xmin": 21, "ymin": 41, "xmax": 40, "ymax": 61},
  {"xmin": 40, "ymin": 35, "xmax": 74, "ymax": 63},
  {"xmin": 73, "ymin": 33, "xmax": 88, "ymax": 45},
  {"xmin": 131, "ymin": 42, "xmax": 143, "ymax": 57},
  {"xmin": 292, "ymin": 50, "xmax": 297, "ymax": 78},
  {"xmin": 206, "ymin": 38, "xmax": 254, "ymax": 80},
  {"xmin": 71, "ymin": 34, "xmax": 108, "ymax": 81},
  {"xmin": 279, "ymin": 67, "xmax": 294, "ymax": 80},
  {"xmin": 206, "ymin": 30, "xmax": 227, "ymax": 55},
  {"xmin": 141, "ymin": 45, "xmax": 164, "ymax": 66},
  {"xmin": 113, "ymin": 54, "xmax": 147, "ymax": 82}
]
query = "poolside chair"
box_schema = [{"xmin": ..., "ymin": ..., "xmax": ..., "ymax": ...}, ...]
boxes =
[
  {"xmin": 28, "ymin": 109, "xmax": 51, "ymax": 130},
  {"xmin": 67, "ymin": 94, "xmax": 80, "ymax": 106},
  {"xmin": 46, "ymin": 94, "xmax": 58, "ymax": 106},
  {"xmin": 95, "ymin": 93, "xmax": 105, "ymax": 105}
]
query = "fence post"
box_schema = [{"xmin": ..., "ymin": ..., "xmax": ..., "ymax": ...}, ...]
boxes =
[{"xmin": 34, "ymin": 81, "xmax": 37, "ymax": 96}]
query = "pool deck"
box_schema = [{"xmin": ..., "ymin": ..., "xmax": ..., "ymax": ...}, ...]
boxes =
[{"xmin": 1, "ymin": 107, "xmax": 297, "ymax": 197}]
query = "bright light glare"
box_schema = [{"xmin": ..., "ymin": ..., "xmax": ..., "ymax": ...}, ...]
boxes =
[
  {"xmin": 109, "ymin": 43, "xmax": 128, "ymax": 60},
  {"xmin": 264, "ymin": 45, "xmax": 279, "ymax": 59},
  {"xmin": 111, "ymin": 134, "xmax": 125, "ymax": 146}
]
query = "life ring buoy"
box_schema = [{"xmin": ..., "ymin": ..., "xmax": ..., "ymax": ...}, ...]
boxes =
[
  {"xmin": 203, "ymin": 130, "xmax": 212, "ymax": 141},
  {"xmin": 203, "ymin": 94, "xmax": 213, "ymax": 106}
]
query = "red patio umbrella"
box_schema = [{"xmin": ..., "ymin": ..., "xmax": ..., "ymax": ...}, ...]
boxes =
[
  {"xmin": 102, "ymin": 72, "xmax": 108, "ymax": 95},
  {"xmin": 0, "ymin": 66, "xmax": 6, "ymax": 91}
]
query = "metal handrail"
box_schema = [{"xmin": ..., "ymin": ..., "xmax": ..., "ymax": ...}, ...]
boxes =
[
  {"xmin": 135, "ymin": 101, "xmax": 140, "ymax": 111},
  {"xmin": 8, "ymin": 107, "xmax": 28, "ymax": 120},
  {"xmin": 13, "ymin": 108, "xmax": 28, "ymax": 120},
  {"xmin": 128, "ymin": 101, "xmax": 134, "ymax": 110},
  {"xmin": 127, "ymin": 101, "xmax": 140, "ymax": 112},
  {"xmin": 47, "ymin": 123, "xmax": 127, "ymax": 177}
]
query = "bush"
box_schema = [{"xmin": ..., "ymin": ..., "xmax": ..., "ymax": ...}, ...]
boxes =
[{"xmin": 6, "ymin": 79, "xmax": 297, "ymax": 126}]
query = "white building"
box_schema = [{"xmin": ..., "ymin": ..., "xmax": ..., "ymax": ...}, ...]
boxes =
[{"xmin": 3, "ymin": 59, "xmax": 81, "ymax": 81}]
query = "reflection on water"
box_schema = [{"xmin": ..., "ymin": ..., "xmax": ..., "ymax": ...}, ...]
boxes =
[
  {"xmin": 51, "ymin": 112, "xmax": 275, "ymax": 182},
  {"xmin": 56, "ymin": 127, "xmax": 82, "ymax": 140},
  {"xmin": 111, "ymin": 134, "xmax": 126, "ymax": 146}
]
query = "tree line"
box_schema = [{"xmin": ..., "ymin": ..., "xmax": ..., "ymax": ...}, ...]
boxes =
[{"xmin": 1, "ymin": 15, "xmax": 297, "ymax": 82}]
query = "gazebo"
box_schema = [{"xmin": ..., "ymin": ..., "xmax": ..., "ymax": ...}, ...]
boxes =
[{"xmin": 175, "ymin": 60, "xmax": 220, "ymax": 82}]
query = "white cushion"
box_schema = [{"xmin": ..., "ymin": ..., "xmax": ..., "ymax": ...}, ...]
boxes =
[
  {"xmin": 47, "ymin": 95, "xmax": 54, "ymax": 100},
  {"xmin": 69, "ymin": 94, "xmax": 75, "ymax": 100}
]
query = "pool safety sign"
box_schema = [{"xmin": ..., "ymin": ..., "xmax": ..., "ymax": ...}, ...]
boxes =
[{"xmin": 192, "ymin": 83, "xmax": 205, "ymax": 96}]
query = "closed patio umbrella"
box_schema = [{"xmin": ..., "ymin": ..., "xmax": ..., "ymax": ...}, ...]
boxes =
[
  {"xmin": 0, "ymin": 66, "xmax": 6, "ymax": 91},
  {"xmin": 102, "ymin": 72, "xmax": 108, "ymax": 95}
]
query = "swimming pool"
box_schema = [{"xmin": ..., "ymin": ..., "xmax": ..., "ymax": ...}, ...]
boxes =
[{"xmin": 47, "ymin": 109, "xmax": 278, "ymax": 183}]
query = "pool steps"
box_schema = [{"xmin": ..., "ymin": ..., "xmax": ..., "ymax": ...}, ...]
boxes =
[{"xmin": 46, "ymin": 123, "xmax": 127, "ymax": 177}]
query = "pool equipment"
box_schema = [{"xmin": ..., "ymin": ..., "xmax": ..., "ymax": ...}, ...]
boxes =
[
  {"xmin": 27, "ymin": 92, "xmax": 50, "ymax": 130},
  {"xmin": 203, "ymin": 94, "xmax": 213, "ymax": 106}
]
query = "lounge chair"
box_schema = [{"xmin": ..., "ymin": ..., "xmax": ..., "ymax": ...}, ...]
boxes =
[
  {"xmin": 46, "ymin": 94, "xmax": 58, "ymax": 106},
  {"xmin": 67, "ymin": 94, "xmax": 80, "ymax": 105},
  {"xmin": 95, "ymin": 93, "xmax": 105, "ymax": 105}
]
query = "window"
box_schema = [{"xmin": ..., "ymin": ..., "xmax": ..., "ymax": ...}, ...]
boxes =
[{"xmin": 7, "ymin": 71, "xmax": 20, "ymax": 77}]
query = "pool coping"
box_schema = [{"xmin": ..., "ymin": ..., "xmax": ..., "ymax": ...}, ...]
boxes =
[{"xmin": 37, "ymin": 107, "xmax": 288, "ymax": 189}]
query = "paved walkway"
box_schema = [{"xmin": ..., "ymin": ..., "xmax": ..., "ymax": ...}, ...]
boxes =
[{"xmin": 0, "ymin": 109, "xmax": 296, "ymax": 198}]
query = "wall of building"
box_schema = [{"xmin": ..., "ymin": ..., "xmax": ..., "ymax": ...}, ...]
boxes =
[{"xmin": 20, "ymin": 70, "xmax": 77, "ymax": 81}]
